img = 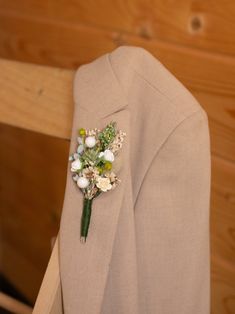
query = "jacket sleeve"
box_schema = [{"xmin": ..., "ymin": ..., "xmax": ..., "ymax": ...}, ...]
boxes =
[
  {"xmin": 135, "ymin": 109, "xmax": 211, "ymax": 314},
  {"xmin": 32, "ymin": 234, "xmax": 64, "ymax": 314}
]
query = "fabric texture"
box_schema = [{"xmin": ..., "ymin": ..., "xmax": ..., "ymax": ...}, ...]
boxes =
[{"xmin": 38, "ymin": 45, "xmax": 212, "ymax": 314}]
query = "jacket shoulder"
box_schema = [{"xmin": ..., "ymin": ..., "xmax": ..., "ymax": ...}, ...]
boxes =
[{"xmin": 109, "ymin": 45, "xmax": 205, "ymax": 119}]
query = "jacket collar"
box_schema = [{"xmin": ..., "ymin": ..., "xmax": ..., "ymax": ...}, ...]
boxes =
[{"xmin": 73, "ymin": 52, "xmax": 129, "ymax": 119}]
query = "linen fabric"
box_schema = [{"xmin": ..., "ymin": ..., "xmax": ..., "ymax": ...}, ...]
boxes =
[{"xmin": 34, "ymin": 45, "xmax": 211, "ymax": 314}]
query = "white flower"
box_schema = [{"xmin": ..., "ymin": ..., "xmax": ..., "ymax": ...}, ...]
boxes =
[
  {"xmin": 77, "ymin": 144, "xmax": 84, "ymax": 154},
  {"xmin": 71, "ymin": 158, "xmax": 82, "ymax": 172},
  {"xmin": 98, "ymin": 149, "xmax": 114, "ymax": 162},
  {"xmin": 95, "ymin": 177, "xmax": 112, "ymax": 192},
  {"xmin": 82, "ymin": 166, "xmax": 99, "ymax": 179},
  {"xmin": 85, "ymin": 136, "xmax": 96, "ymax": 148},
  {"xmin": 73, "ymin": 153, "xmax": 79, "ymax": 159},
  {"xmin": 98, "ymin": 151, "xmax": 104, "ymax": 158},
  {"xmin": 77, "ymin": 177, "xmax": 89, "ymax": 188},
  {"xmin": 77, "ymin": 136, "xmax": 83, "ymax": 144}
]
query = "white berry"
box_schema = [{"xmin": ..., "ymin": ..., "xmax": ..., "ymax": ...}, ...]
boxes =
[
  {"xmin": 71, "ymin": 158, "xmax": 82, "ymax": 172},
  {"xmin": 77, "ymin": 177, "xmax": 89, "ymax": 189},
  {"xmin": 85, "ymin": 136, "xmax": 96, "ymax": 148},
  {"xmin": 104, "ymin": 149, "xmax": 114, "ymax": 162}
]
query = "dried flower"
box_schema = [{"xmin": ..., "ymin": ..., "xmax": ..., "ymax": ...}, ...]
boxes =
[
  {"xmin": 95, "ymin": 177, "xmax": 112, "ymax": 192},
  {"xmin": 69, "ymin": 121, "xmax": 126, "ymax": 243}
]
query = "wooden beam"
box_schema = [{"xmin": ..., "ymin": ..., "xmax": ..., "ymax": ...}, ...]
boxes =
[
  {"xmin": 0, "ymin": 58, "xmax": 74, "ymax": 139},
  {"xmin": 0, "ymin": 292, "xmax": 33, "ymax": 314}
]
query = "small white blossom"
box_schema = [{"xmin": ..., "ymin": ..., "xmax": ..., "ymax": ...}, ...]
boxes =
[
  {"xmin": 109, "ymin": 130, "xmax": 126, "ymax": 153},
  {"xmin": 98, "ymin": 151, "xmax": 104, "ymax": 158},
  {"xmin": 95, "ymin": 177, "xmax": 112, "ymax": 192},
  {"xmin": 99, "ymin": 149, "xmax": 114, "ymax": 162},
  {"xmin": 71, "ymin": 158, "xmax": 82, "ymax": 172},
  {"xmin": 73, "ymin": 153, "xmax": 79, "ymax": 159},
  {"xmin": 77, "ymin": 136, "xmax": 83, "ymax": 144},
  {"xmin": 86, "ymin": 128, "xmax": 100, "ymax": 136},
  {"xmin": 82, "ymin": 166, "xmax": 99, "ymax": 179},
  {"xmin": 77, "ymin": 144, "xmax": 84, "ymax": 154},
  {"xmin": 85, "ymin": 136, "xmax": 96, "ymax": 148},
  {"xmin": 77, "ymin": 177, "xmax": 89, "ymax": 189}
]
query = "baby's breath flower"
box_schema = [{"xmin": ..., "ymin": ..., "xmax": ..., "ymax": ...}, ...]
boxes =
[
  {"xmin": 81, "ymin": 166, "xmax": 100, "ymax": 179},
  {"xmin": 108, "ymin": 130, "xmax": 126, "ymax": 153},
  {"xmin": 86, "ymin": 128, "xmax": 100, "ymax": 136}
]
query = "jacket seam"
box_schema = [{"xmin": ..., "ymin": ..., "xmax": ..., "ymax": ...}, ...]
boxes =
[{"xmin": 134, "ymin": 109, "xmax": 205, "ymax": 208}]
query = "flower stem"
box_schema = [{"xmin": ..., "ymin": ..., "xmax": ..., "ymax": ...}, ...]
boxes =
[{"xmin": 80, "ymin": 197, "xmax": 93, "ymax": 243}]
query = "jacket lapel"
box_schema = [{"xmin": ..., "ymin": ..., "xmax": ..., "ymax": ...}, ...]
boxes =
[
  {"xmin": 59, "ymin": 52, "xmax": 131, "ymax": 314},
  {"xmin": 73, "ymin": 52, "xmax": 129, "ymax": 119}
]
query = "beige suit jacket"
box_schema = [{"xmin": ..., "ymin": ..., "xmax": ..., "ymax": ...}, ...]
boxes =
[{"xmin": 33, "ymin": 45, "xmax": 211, "ymax": 314}]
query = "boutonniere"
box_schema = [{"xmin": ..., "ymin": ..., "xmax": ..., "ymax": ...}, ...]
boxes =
[{"xmin": 69, "ymin": 121, "xmax": 126, "ymax": 243}]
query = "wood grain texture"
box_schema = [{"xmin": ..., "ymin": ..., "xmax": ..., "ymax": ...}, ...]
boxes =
[
  {"xmin": 193, "ymin": 91, "xmax": 235, "ymax": 163},
  {"xmin": 0, "ymin": 0, "xmax": 235, "ymax": 55},
  {"xmin": 0, "ymin": 122, "xmax": 69, "ymax": 301},
  {"xmin": 0, "ymin": 292, "xmax": 33, "ymax": 314},
  {"xmin": 0, "ymin": 1, "xmax": 234, "ymax": 312},
  {"xmin": 211, "ymin": 156, "xmax": 235, "ymax": 314},
  {"xmin": 0, "ymin": 11, "xmax": 234, "ymax": 95},
  {"xmin": 0, "ymin": 58, "xmax": 74, "ymax": 139}
]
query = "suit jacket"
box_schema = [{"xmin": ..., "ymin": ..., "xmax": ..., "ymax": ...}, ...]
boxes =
[{"xmin": 33, "ymin": 45, "xmax": 211, "ymax": 314}]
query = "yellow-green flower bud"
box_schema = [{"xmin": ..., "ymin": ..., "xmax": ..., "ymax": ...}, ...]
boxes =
[
  {"xmin": 97, "ymin": 166, "xmax": 103, "ymax": 174},
  {"xmin": 79, "ymin": 128, "xmax": 86, "ymax": 136},
  {"xmin": 104, "ymin": 161, "xmax": 112, "ymax": 171}
]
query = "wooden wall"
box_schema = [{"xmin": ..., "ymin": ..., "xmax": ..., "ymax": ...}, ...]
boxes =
[{"xmin": 0, "ymin": 1, "xmax": 234, "ymax": 313}]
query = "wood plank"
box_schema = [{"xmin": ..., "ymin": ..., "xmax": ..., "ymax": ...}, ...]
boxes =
[
  {"xmin": 210, "ymin": 155, "xmax": 235, "ymax": 313},
  {"xmin": 211, "ymin": 258, "xmax": 235, "ymax": 314},
  {"xmin": 0, "ymin": 11, "xmax": 234, "ymax": 95},
  {"xmin": 0, "ymin": 123, "xmax": 68, "ymax": 302},
  {"xmin": 1, "ymin": 240, "xmax": 42, "ymax": 303},
  {"xmin": 193, "ymin": 91, "xmax": 235, "ymax": 162},
  {"xmin": 0, "ymin": 292, "xmax": 33, "ymax": 314},
  {"xmin": 211, "ymin": 155, "xmax": 235, "ymax": 265},
  {"xmin": 0, "ymin": 0, "xmax": 235, "ymax": 55},
  {"xmin": 0, "ymin": 58, "xmax": 74, "ymax": 139},
  {"xmin": 0, "ymin": 12, "xmax": 111, "ymax": 67}
]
